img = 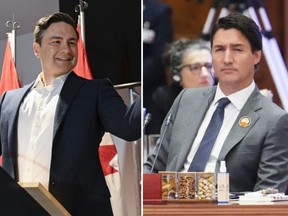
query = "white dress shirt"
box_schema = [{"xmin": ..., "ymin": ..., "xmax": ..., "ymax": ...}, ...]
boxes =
[{"xmin": 17, "ymin": 73, "xmax": 69, "ymax": 189}]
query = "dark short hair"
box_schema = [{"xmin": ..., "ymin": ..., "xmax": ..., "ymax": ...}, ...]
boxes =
[
  {"xmin": 33, "ymin": 12, "xmax": 79, "ymax": 45},
  {"xmin": 210, "ymin": 12, "xmax": 262, "ymax": 53}
]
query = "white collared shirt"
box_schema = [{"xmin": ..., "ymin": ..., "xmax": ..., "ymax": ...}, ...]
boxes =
[
  {"xmin": 17, "ymin": 73, "xmax": 69, "ymax": 189},
  {"xmin": 182, "ymin": 81, "xmax": 255, "ymax": 172}
]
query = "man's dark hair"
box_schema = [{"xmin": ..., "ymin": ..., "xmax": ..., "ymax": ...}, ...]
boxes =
[
  {"xmin": 33, "ymin": 12, "xmax": 79, "ymax": 45},
  {"xmin": 210, "ymin": 12, "xmax": 262, "ymax": 52}
]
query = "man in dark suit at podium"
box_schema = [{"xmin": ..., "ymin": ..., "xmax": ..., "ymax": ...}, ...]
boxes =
[{"xmin": 0, "ymin": 12, "xmax": 140, "ymax": 216}]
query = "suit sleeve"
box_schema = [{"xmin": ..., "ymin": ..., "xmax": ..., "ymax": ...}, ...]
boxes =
[
  {"xmin": 97, "ymin": 79, "xmax": 141, "ymax": 141},
  {"xmin": 254, "ymin": 112, "xmax": 288, "ymax": 192}
]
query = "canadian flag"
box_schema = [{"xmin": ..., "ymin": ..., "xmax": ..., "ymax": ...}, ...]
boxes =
[
  {"xmin": 0, "ymin": 32, "xmax": 21, "ymax": 166},
  {"xmin": 73, "ymin": 17, "xmax": 127, "ymax": 216},
  {"xmin": 0, "ymin": 32, "xmax": 21, "ymax": 95},
  {"xmin": 99, "ymin": 133, "xmax": 128, "ymax": 216}
]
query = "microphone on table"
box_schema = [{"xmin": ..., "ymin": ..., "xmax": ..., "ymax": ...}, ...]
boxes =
[
  {"xmin": 150, "ymin": 112, "xmax": 173, "ymax": 174},
  {"xmin": 143, "ymin": 113, "xmax": 152, "ymax": 130}
]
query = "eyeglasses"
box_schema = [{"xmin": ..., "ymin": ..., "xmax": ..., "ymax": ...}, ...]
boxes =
[{"xmin": 180, "ymin": 63, "xmax": 213, "ymax": 75}]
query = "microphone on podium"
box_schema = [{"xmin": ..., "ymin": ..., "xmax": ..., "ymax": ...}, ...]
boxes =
[
  {"xmin": 144, "ymin": 113, "xmax": 152, "ymax": 130},
  {"xmin": 150, "ymin": 113, "xmax": 172, "ymax": 174}
]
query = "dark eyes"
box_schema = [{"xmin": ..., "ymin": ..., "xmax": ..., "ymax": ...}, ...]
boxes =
[
  {"xmin": 213, "ymin": 47, "xmax": 243, "ymax": 52},
  {"xmin": 69, "ymin": 41, "xmax": 77, "ymax": 46},
  {"xmin": 50, "ymin": 40, "xmax": 77, "ymax": 46}
]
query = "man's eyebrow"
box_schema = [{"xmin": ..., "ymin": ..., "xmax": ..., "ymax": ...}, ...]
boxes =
[
  {"xmin": 49, "ymin": 36, "xmax": 62, "ymax": 40},
  {"xmin": 49, "ymin": 36, "xmax": 77, "ymax": 41},
  {"xmin": 231, "ymin": 43, "xmax": 244, "ymax": 47},
  {"xmin": 212, "ymin": 43, "xmax": 244, "ymax": 48}
]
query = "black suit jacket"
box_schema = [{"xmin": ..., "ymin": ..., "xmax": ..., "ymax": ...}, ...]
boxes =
[{"xmin": 0, "ymin": 72, "xmax": 141, "ymax": 215}]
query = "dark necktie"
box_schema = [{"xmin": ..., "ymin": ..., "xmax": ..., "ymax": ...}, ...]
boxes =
[{"xmin": 188, "ymin": 97, "xmax": 230, "ymax": 172}]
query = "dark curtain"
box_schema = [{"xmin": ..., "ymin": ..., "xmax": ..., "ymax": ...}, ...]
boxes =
[{"xmin": 59, "ymin": 0, "xmax": 141, "ymax": 85}]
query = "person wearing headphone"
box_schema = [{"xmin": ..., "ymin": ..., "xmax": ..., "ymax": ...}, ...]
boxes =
[{"xmin": 146, "ymin": 38, "xmax": 215, "ymax": 135}]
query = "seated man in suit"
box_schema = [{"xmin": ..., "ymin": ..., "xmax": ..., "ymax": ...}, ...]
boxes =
[{"xmin": 144, "ymin": 12, "xmax": 288, "ymax": 193}]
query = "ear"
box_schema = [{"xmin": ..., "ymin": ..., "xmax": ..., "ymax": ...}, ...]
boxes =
[
  {"xmin": 253, "ymin": 50, "xmax": 262, "ymax": 65},
  {"xmin": 33, "ymin": 42, "xmax": 40, "ymax": 58}
]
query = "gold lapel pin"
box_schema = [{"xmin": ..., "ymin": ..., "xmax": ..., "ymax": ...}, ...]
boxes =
[{"xmin": 239, "ymin": 116, "xmax": 251, "ymax": 127}]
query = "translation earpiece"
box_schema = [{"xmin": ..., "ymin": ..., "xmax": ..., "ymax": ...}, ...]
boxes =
[{"xmin": 172, "ymin": 69, "xmax": 181, "ymax": 82}]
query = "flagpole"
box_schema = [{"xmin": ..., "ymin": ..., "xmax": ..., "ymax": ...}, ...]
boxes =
[
  {"xmin": 6, "ymin": 13, "xmax": 20, "ymax": 63},
  {"xmin": 75, "ymin": 0, "xmax": 88, "ymax": 48}
]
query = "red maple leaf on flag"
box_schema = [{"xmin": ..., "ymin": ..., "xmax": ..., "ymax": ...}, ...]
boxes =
[{"xmin": 99, "ymin": 145, "xmax": 118, "ymax": 176}]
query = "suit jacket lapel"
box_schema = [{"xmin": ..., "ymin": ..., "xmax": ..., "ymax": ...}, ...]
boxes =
[
  {"xmin": 217, "ymin": 88, "xmax": 262, "ymax": 167},
  {"xmin": 53, "ymin": 72, "xmax": 85, "ymax": 138},
  {"xmin": 175, "ymin": 87, "xmax": 216, "ymax": 171},
  {"xmin": 4, "ymin": 83, "xmax": 33, "ymax": 174},
  {"xmin": 7, "ymin": 84, "xmax": 32, "ymax": 128}
]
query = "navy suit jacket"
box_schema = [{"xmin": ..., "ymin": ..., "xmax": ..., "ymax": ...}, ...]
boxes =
[{"xmin": 0, "ymin": 72, "xmax": 141, "ymax": 215}]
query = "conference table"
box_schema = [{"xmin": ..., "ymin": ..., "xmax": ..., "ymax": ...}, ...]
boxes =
[{"xmin": 143, "ymin": 200, "xmax": 288, "ymax": 215}]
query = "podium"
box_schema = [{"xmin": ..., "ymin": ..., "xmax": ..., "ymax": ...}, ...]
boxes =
[{"xmin": 0, "ymin": 167, "xmax": 70, "ymax": 215}]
